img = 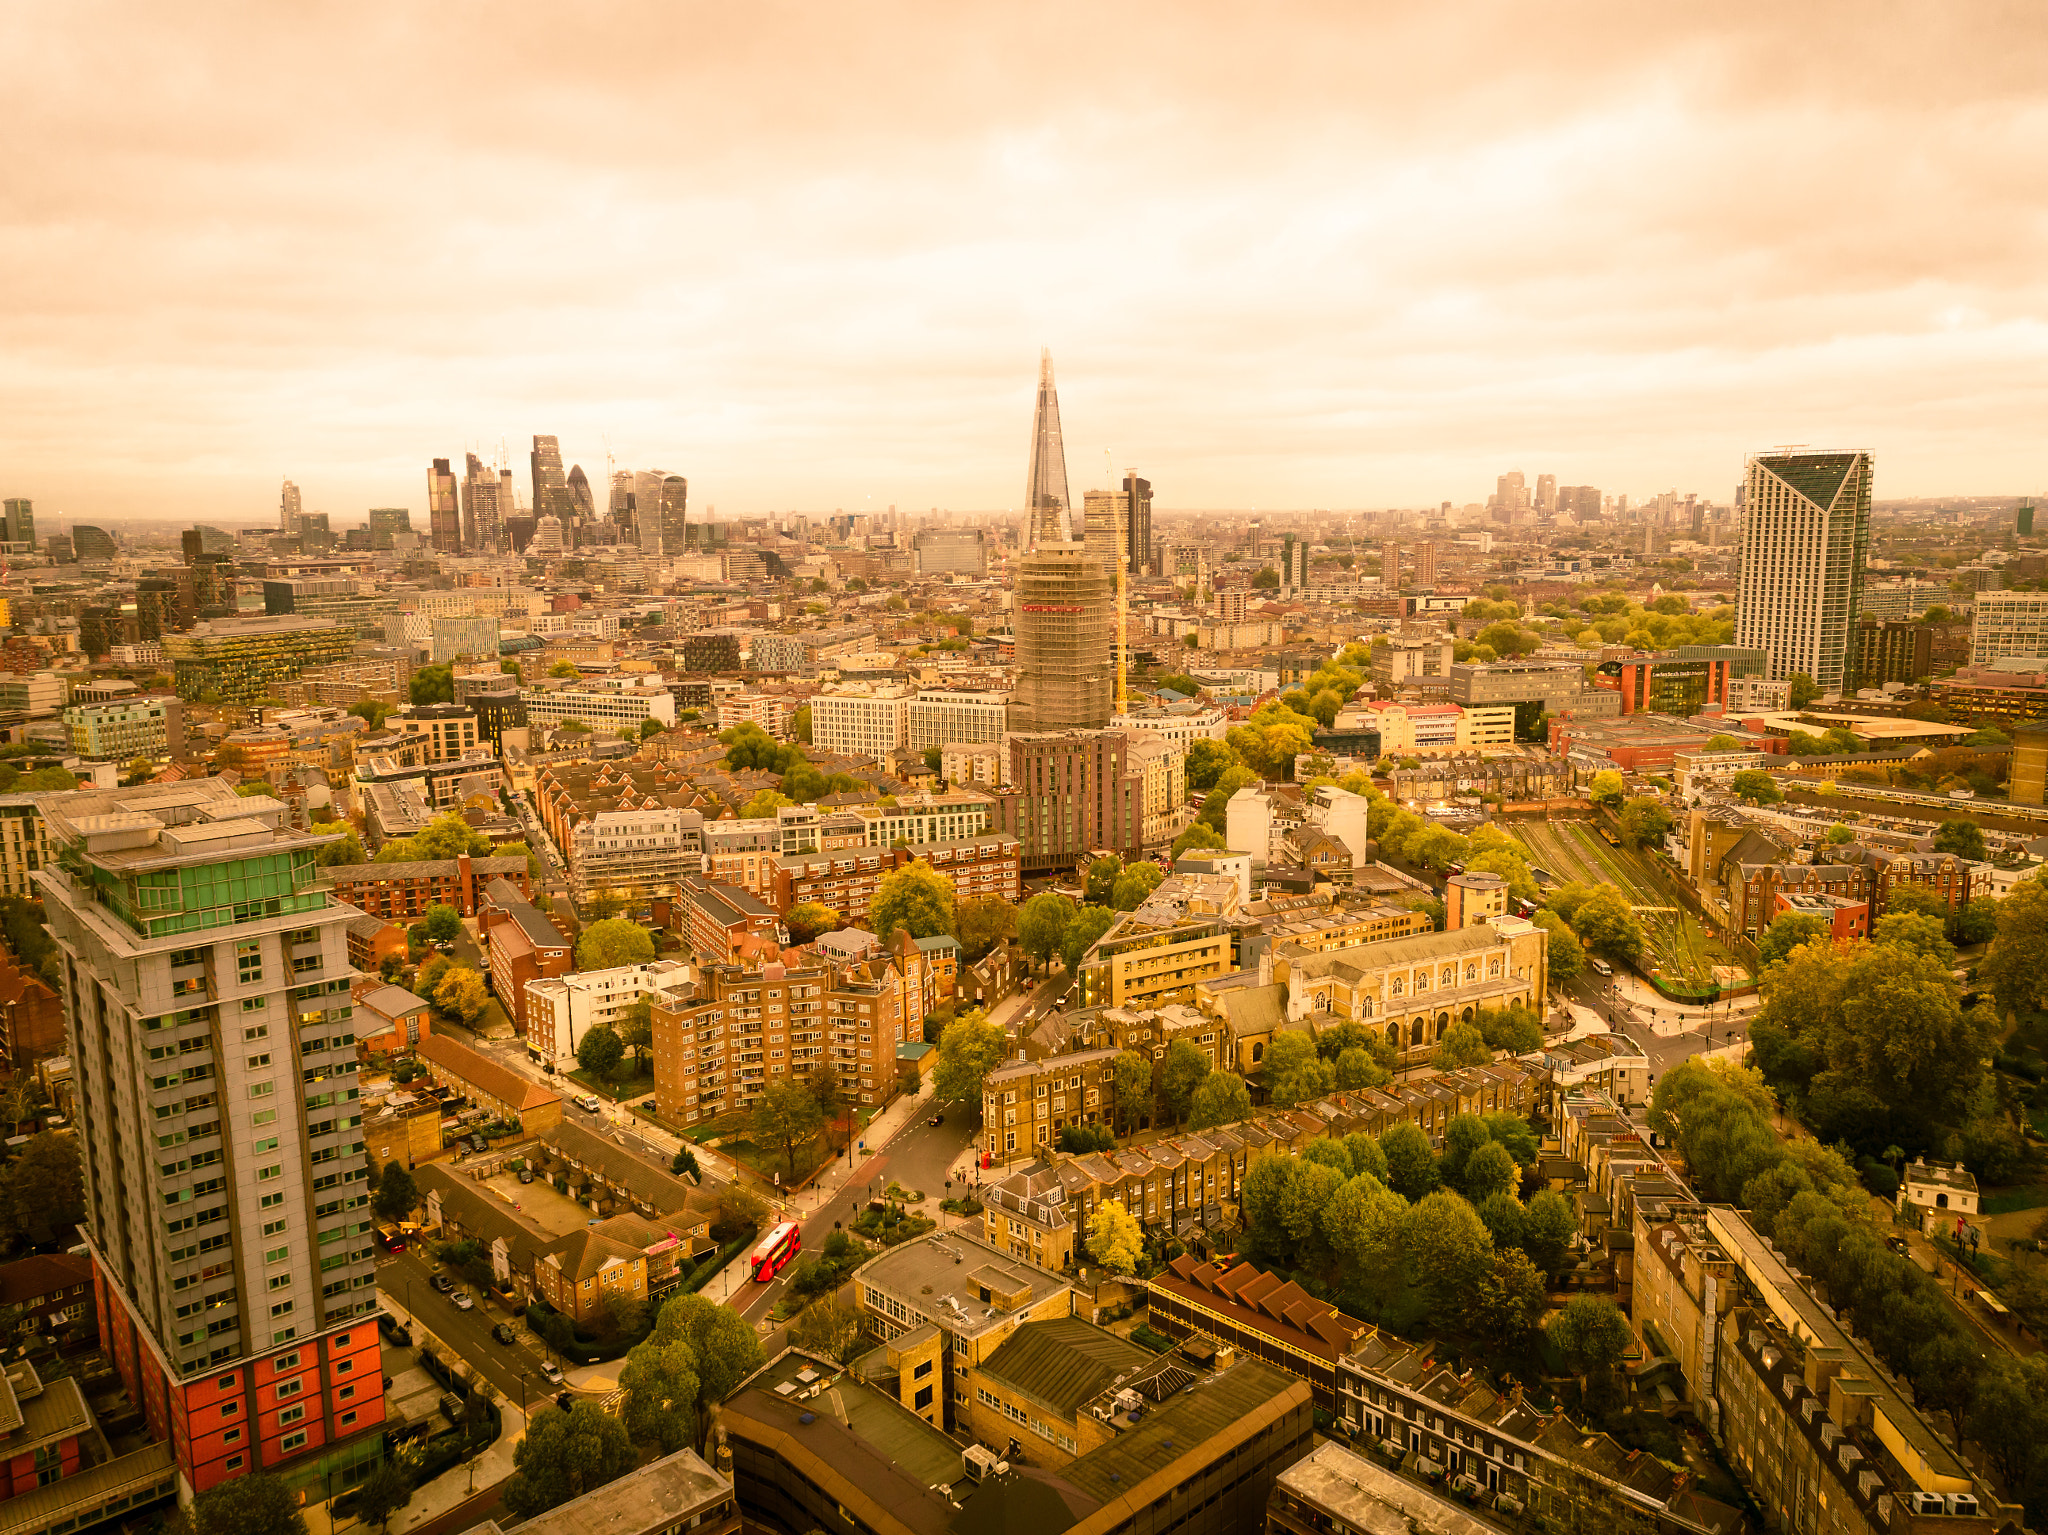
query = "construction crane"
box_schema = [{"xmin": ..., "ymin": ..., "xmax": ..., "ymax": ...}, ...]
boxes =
[{"xmin": 1105, "ymin": 449, "xmax": 1127, "ymax": 714}]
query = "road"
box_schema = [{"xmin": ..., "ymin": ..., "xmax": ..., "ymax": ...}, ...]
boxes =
[
  {"xmin": 378, "ymin": 1250, "xmax": 568, "ymax": 1416},
  {"xmin": 722, "ymin": 1099, "xmax": 977, "ymax": 1325},
  {"xmin": 1560, "ymin": 969, "xmax": 1755, "ymax": 1081}
]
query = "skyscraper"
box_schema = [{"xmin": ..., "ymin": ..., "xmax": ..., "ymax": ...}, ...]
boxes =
[
  {"xmin": 1380, "ymin": 539, "xmax": 1401, "ymax": 591},
  {"xmin": 1, "ymin": 497, "xmax": 33, "ymax": 547},
  {"xmin": 426, "ymin": 459, "xmax": 461, "ymax": 553},
  {"xmin": 367, "ymin": 508, "xmax": 412, "ymax": 549},
  {"xmin": 1024, "ymin": 350, "xmax": 1072, "ymax": 549},
  {"xmin": 565, "ymin": 464, "xmax": 595, "ymax": 543},
  {"xmin": 1734, "ymin": 449, "xmax": 1873, "ymax": 692},
  {"xmin": 1008, "ymin": 545, "xmax": 1113, "ymax": 733},
  {"xmin": 657, "ymin": 474, "xmax": 688, "ymax": 559},
  {"xmin": 1535, "ymin": 474, "xmax": 1557, "ymax": 516},
  {"xmin": 1415, "ymin": 541, "xmax": 1437, "ymax": 589},
  {"xmin": 461, "ymin": 454, "xmax": 502, "ymax": 552},
  {"xmin": 1281, "ymin": 533, "xmax": 1308, "ymax": 591},
  {"xmin": 34, "ymin": 781, "xmax": 382, "ymax": 1497},
  {"xmin": 530, "ymin": 436, "xmax": 569, "ymax": 526},
  {"xmin": 279, "ymin": 480, "xmax": 302, "ymax": 534}
]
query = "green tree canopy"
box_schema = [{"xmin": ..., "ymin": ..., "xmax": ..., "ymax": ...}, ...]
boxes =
[
  {"xmin": 1188, "ymin": 1071, "xmax": 1252, "ymax": 1130},
  {"xmin": 504, "ymin": 1401, "xmax": 635, "ymax": 1518},
  {"xmin": 1161, "ymin": 1039, "xmax": 1212, "ymax": 1122},
  {"xmin": 933, "ymin": 1009, "xmax": 1008, "ymax": 1106},
  {"xmin": 576, "ymin": 1023, "xmax": 624, "ymax": 1079},
  {"xmin": 1730, "ymin": 769, "xmax": 1782, "ymax": 805},
  {"xmin": 871, "ymin": 859, "xmax": 955, "ymax": 941},
  {"xmin": 577, "ymin": 918, "xmax": 657, "ymax": 971},
  {"xmin": 178, "ymin": 1473, "xmax": 311, "ymax": 1535},
  {"xmin": 1264, "ymin": 1031, "xmax": 1333, "ymax": 1105},
  {"xmin": 1112, "ymin": 862, "xmax": 1164, "ymax": 910},
  {"xmin": 750, "ymin": 1080, "xmax": 825, "ymax": 1176},
  {"xmin": 785, "ymin": 901, "xmax": 840, "ymax": 944},
  {"xmin": 1018, "ymin": 892, "xmax": 1073, "ymax": 972},
  {"xmin": 1060, "ymin": 904, "xmax": 1118, "ymax": 973},
  {"xmin": 1084, "ymin": 855, "xmax": 1123, "ymax": 906},
  {"xmin": 1086, "ymin": 1199, "xmax": 1144, "ymax": 1275},
  {"xmin": 956, "ymin": 893, "xmax": 1016, "ymax": 961},
  {"xmin": 1932, "ymin": 820, "xmax": 1987, "ymax": 861},
  {"xmin": 1758, "ymin": 911, "xmax": 1828, "ymax": 968},
  {"xmin": 1588, "ymin": 769, "xmax": 1625, "ymax": 807}
]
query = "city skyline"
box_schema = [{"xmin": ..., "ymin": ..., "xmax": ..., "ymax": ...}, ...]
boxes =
[{"xmin": 5, "ymin": 6, "xmax": 2047, "ymax": 524}]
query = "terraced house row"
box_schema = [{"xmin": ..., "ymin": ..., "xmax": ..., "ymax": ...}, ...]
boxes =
[{"xmin": 981, "ymin": 1057, "xmax": 1544, "ymax": 1263}]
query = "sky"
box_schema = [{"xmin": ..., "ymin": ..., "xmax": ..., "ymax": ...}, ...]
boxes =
[{"xmin": 4, "ymin": 2, "xmax": 2047, "ymax": 527}]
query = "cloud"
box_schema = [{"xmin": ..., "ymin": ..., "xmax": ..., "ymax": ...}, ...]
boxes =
[{"xmin": 1, "ymin": 1, "xmax": 2045, "ymax": 524}]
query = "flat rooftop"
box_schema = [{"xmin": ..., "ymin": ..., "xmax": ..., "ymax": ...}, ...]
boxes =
[
  {"xmin": 456, "ymin": 1447, "xmax": 728, "ymax": 1535},
  {"xmin": 853, "ymin": 1233, "xmax": 1070, "ymax": 1338}
]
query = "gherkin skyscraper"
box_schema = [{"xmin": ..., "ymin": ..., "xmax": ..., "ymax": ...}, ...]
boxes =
[{"xmin": 1024, "ymin": 349, "xmax": 1073, "ymax": 548}]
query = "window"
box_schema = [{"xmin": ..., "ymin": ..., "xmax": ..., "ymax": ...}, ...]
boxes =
[
  {"xmin": 261, "ymin": 1192, "xmax": 285, "ymax": 1209},
  {"xmin": 265, "ymin": 1245, "xmax": 289, "ymax": 1264},
  {"xmin": 249, "ymin": 1082, "xmax": 273, "ymax": 1099},
  {"xmin": 225, "ymin": 1454, "xmax": 244, "ymax": 1472},
  {"xmin": 274, "ymin": 1352, "xmax": 300, "ymax": 1372},
  {"xmin": 253, "ymin": 1137, "xmax": 278, "ymax": 1155},
  {"xmin": 242, "ymin": 997, "xmax": 267, "ymax": 1013},
  {"xmin": 222, "ymin": 1426, "xmax": 242, "ymax": 1444},
  {"xmin": 263, "ymin": 1219, "xmax": 287, "ymax": 1238},
  {"xmin": 243, "ymin": 1024, "xmax": 269, "ymax": 1042},
  {"xmin": 279, "ymin": 1404, "xmax": 305, "ymax": 1426},
  {"xmin": 236, "ymin": 943, "xmax": 263, "ymax": 984},
  {"xmin": 220, "ymin": 1399, "xmax": 240, "ymax": 1415},
  {"xmin": 280, "ymin": 1430, "xmax": 306, "ymax": 1452}
]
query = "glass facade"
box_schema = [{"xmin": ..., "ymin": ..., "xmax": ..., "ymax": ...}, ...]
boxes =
[{"xmin": 98, "ymin": 850, "xmax": 326, "ymax": 938}]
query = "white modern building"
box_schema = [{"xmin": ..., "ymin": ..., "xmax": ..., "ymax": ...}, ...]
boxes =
[
  {"xmin": 1969, "ymin": 589, "xmax": 2048, "ymax": 667},
  {"xmin": 810, "ymin": 684, "xmax": 910, "ymax": 763},
  {"xmin": 1732, "ymin": 450, "xmax": 1873, "ymax": 691},
  {"xmin": 905, "ymin": 689, "xmax": 1008, "ymax": 750},
  {"xmin": 858, "ymin": 791, "xmax": 992, "ymax": 847},
  {"xmin": 1109, "ymin": 703, "xmax": 1228, "ymax": 749},
  {"xmin": 568, "ymin": 807, "xmax": 697, "ymax": 902},
  {"xmin": 525, "ymin": 961, "xmax": 690, "ymax": 1068},
  {"xmin": 520, "ymin": 674, "xmax": 677, "ymax": 735}
]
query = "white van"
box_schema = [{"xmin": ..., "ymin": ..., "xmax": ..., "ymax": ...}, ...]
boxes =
[{"xmin": 1590, "ymin": 957, "xmax": 1614, "ymax": 977}]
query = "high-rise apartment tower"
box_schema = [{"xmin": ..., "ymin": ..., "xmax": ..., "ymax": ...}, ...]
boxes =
[
  {"xmin": 35, "ymin": 781, "xmax": 383, "ymax": 1498},
  {"xmin": 1733, "ymin": 450, "xmax": 1872, "ymax": 693},
  {"xmin": 1380, "ymin": 539, "xmax": 1401, "ymax": 591},
  {"xmin": 1024, "ymin": 350, "xmax": 1072, "ymax": 549}
]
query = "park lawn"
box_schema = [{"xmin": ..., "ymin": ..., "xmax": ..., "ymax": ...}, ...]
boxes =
[
  {"xmin": 1983, "ymin": 1185, "xmax": 2048, "ymax": 1216},
  {"xmin": 722, "ymin": 1130, "xmax": 835, "ymax": 1188},
  {"xmin": 564, "ymin": 1059, "xmax": 657, "ymax": 1103}
]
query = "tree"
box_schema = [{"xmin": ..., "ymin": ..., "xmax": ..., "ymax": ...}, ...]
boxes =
[
  {"xmin": 1188, "ymin": 1071, "xmax": 1252, "ymax": 1130},
  {"xmin": 1110, "ymin": 1050, "xmax": 1153, "ymax": 1131},
  {"xmin": 1087, "ymin": 1199, "xmax": 1144, "ymax": 1275},
  {"xmin": 1198, "ymin": 763, "xmax": 1260, "ymax": 829},
  {"xmin": 1185, "ymin": 740, "xmax": 1238, "ymax": 795},
  {"xmin": 1730, "ymin": 769, "xmax": 1782, "ymax": 805},
  {"xmin": 1950, "ymin": 895, "xmax": 1999, "ymax": 947},
  {"xmin": 1060, "ymin": 904, "xmax": 1118, "ymax": 974},
  {"xmin": 1933, "ymin": 820, "xmax": 1987, "ymax": 861},
  {"xmin": 503, "ymin": 1401, "xmax": 635, "ymax": 1518},
  {"xmin": 1084, "ymin": 855, "xmax": 1123, "ymax": 907},
  {"xmin": 1617, "ymin": 796, "xmax": 1673, "ymax": 849},
  {"xmin": 1264, "ymin": 1031, "xmax": 1332, "ymax": 1106},
  {"xmin": 1333, "ymin": 1046, "xmax": 1388, "ymax": 1091},
  {"xmin": 1788, "ymin": 672, "xmax": 1822, "ymax": 707},
  {"xmin": 1758, "ymin": 911, "xmax": 1828, "ymax": 967},
  {"xmin": 422, "ymin": 904, "xmax": 463, "ymax": 944},
  {"xmin": 619, "ymin": 999, "xmax": 654, "ymax": 1071},
  {"xmin": 1321, "ymin": 1172, "xmax": 1408, "ymax": 1309},
  {"xmin": 410, "ymin": 664, "xmax": 454, "ymax": 705},
  {"xmin": 1433, "ymin": 1022, "xmax": 1491, "ymax": 1071},
  {"xmin": 1404, "ymin": 1191, "xmax": 1494, "ymax": 1312},
  {"xmin": 1521, "ymin": 1188, "xmax": 1578, "ymax": 1277},
  {"xmin": 742, "ymin": 789, "xmax": 793, "ymax": 819},
  {"xmin": 575, "ymin": 1023, "xmax": 625, "ymax": 1081},
  {"xmin": 1884, "ymin": 881, "xmax": 1949, "ymax": 918},
  {"xmin": 1473, "ymin": 1249, "xmax": 1549, "ymax": 1352},
  {"xmin": 1872, "ymin": 912, "xmax": 1955, "ymax": 965},
  {"xmin": 1462, "ymin": 1142, "xmax": 1520, "ymax": 1204},
  {"xmin": 1531, "ymin": 910, "xmax": 1584, "ymax": 985},
  {"xmin": 1550, "ymin": 1295, "xmax": 1631, "ymax": 1390},
  {"xmin": 670, "ymin": 1147, "xmax": 701, "ymax": 1183},
  {"xmin": 1570, "ymin": 886, "xmax": 1645, "ymax": 963},
  {"xmin": 1588, "ymin": 769, "xmax": 1625, "ymax": 808},
  {"xmin": 751, "ymin": 1080, "xmax": 824, "ymax": 1177},
  {"xmin": 790, "ymin": 1298, "xmax": 868, "ymax": 1363},
  {"xmin": 1018, "ymin": 892, "xmax": 1072, "ymax": 973},
  {"xmin": 435, "ymin": 965, "xmax": 489, "ymax": 1023},
  {"xmin": 353, "ymin": 1460, "xmax": 414, "ymax": 1533},
  {"xmin": 933, "ymin": 1009, "xmax": 1008, "ymax": 1105},
  {"xmin": 1163, "ymin": 1047, "xmax": 1204, "ymax": 1121},
  {"xmin": 1379, "ymin": 1124, "xmax": 1439, "ymax": 1201},
  {"xmin": 1824, "ymin": 822, "xmax": 1854, "ymax": 844},
  {"xmin": 370, "ymin": 1161, "xmax": 419, "ymax": 1224},
  {"xmin": 1112, "ymin": 862, "xmax": 1164, "ymax": 911},
  {"xmin": 1476, "ymin": 1005, "xmax": 1543, "ymax": 1056},
  {"xmin": 415, "ymin": 953, "xmax": 452, "ymax": 997},
  {"xmin": 785, "ymin": 901, "xmax": 840, "ymax": 945},
  {"xmin": 179, "ymin": 1473, "xmax": 311, "ymax": 1535},
  {"xmin": 4, "ymin": 1133, "xmax": 82, "ymax": 1249},
  {"xmin": 577, "ymin": 918, "xmax": 656, "ymax": 971},
  {"xmin": 871, "ymin": 859, "xmax": 955, "ymax": 941},
  {"xmin": 807, "ymin": 1060, "xmax": 844, "ymax": 1124},
  {"xmin": 313, "ymin": 826, "xmax": 365, "ymax": 866},
  {"xmin": 956, "ymin": 893, "xmax": 1016, "ymax": 961},
  {"xmin": 1251, "ymin": 566, "xmax": 1280, "ymax": 590},
  {"xmin": 1171, "ymin": 821, "xmax": 1227, "ymax": 859},
  {"xmin": 790, "ymin": 704, "xmax": 812, "ymax": 744}
]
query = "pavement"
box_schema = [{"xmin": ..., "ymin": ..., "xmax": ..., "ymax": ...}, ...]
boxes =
[{"xmin": 1559, "ymin": 970, "xmax": 1760, "ymax": 1080}]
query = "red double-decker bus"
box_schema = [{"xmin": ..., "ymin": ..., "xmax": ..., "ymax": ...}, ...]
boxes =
[{"xmin": 749, "ymin": 1221, "xmax": 802, "ymax": 1281}]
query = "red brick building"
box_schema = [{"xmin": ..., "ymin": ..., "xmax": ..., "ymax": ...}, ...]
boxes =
[
  {"xmin": 480, "ymin": 881, "xmax": 574, "ymax": 1036},
  {"xmin": 0, "ymin": 954, "xmax": 64, "ymax": 1075},
  {"xmin": 767, "ymin": 836, "xmax": 1020, "ymax": 930},
  {"xmin": 322, "ymin": 852, "xmax": 530, "ymax": 921}
]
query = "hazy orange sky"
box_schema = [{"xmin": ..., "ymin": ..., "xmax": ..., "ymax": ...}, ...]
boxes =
[{"xmin": 4, "ymin": 3, "xmax": 2045, "ymax": 526}]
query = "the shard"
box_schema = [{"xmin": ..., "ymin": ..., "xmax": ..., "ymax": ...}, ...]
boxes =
[{"xmin": 1024, "ymin": 348, "xmax": 1073, "ymax": 548}]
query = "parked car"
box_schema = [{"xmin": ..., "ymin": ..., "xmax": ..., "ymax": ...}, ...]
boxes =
[
  {"xmin": 491, "ymin": 1323, "xmax": 517, "ymax": 1344},
  {"xmin": 430, "ymin": 1274, "xmax": 456, "ymax": 1294},
  {"xmin": 453, "ymin": 1292, "xmax": 475, "ymax": 1311},
  {"xmin": 470, "ymin": 1134, "xmax": 488, "ymax": 1154},
  {"xmin": 517, "ymin": 1168, "xmax": 535, "ymax": 1184},
  {"xmin": 540, "ymin": 1360, "xmax": 564, "ymax": 1385}
]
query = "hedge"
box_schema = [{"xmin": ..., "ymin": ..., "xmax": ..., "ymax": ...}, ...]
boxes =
[{"xmin": 525, "ymin": 1297, "xmax": 653, "ymax": 1364}]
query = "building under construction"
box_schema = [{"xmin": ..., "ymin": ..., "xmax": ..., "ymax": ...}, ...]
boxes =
[{"xmin": 1008, "ymin": 544, "xmax": 1113, "ymax": 732}]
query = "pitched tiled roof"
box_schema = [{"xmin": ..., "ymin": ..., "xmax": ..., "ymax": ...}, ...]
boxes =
[{"xmin": 416, "ymin": 1033, "xmax": 560, "ymax": 1112}]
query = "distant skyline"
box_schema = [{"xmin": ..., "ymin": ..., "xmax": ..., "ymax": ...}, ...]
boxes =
[{"xmin": 4, "ymin": 5, "xmax": 2046, "ymax": 525}]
